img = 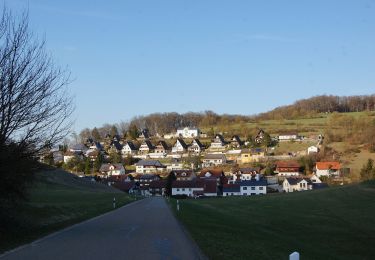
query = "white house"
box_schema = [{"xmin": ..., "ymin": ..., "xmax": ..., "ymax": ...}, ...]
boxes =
[
  {"xmin": 222, "ymin": 184, "xmax": 241, "ymax": 196},
  {"xmin": 232, "ymin": 167, "xmax": 259, "ymax": 182},
  {"xmin": 139, "ymin": 140, "xmax": 154, "ymax": 155},
  {"xmin": 135, "ymin": 160, "xmax": 166, "ymax": 174},
  {"xmin": 209, "ymin": 134, "xmax": 228, "ymax": 150},
  {"xmin": 239, "ymin": 177, "xmax": 267, "ymax": 196},
  {"xmin": 310, "ymin": 174, "xmax": 322, "ymax": 183},
  {"xmin": 283, "ymin": 178, "xmax": 312, "ymax": 192},
  {"xmin": 177, "ymin": 127, "xmax": 200, "ymax": 138},
  {"xmin": 275, "ymin": 161, "xmax": 301, "ymax": 177},
  {"xmin": 172, "ymin": 138, "xmax": 188, "ymax": 153},
  {"xmin": 278, "ymin": 133, "xmax": 299, "ymax": 141},
  {"xmin": 189, "ymin": 139, "xmax": 205, "ymax": 154},
  {"xmin": 121, "ymin": 141, "xmax": 138, "ymax": 156},
  {"xmin": 171, "ymin": 181, "xmax": 204, "ymax": 197},
  {"xmin": 315, "ymin": 162, "xmax": 341, "ymax": 177},
  {"xmin": 308, "ymin": 146, "xmax": 319, "ymax": 154},
  {"xmin": 202, "ymin": 153, "xmax": 227, "ymax": 168},
  {"xmin": 99, "ymin": 163, "xmax": 125, "ymax": 177}
]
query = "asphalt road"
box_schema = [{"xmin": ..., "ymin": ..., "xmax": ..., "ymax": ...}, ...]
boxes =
[{"xmin": 1, "ymin": 197, "xmax": 205, "ymax": 260}]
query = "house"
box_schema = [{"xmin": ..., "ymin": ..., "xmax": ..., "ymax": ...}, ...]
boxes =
[
  {"xmin": 278, "ymin": 133, "xmax": 299, "ymax": 141},
  {"xmin": 189, "ymin": 139, "xmax": 205, "ymax": 154},
  {"xmin": 310, "ymin": 174, "xmax": 322, "ymax": 183},
  {"xmin": 240, "ymin": 148, "xmax": 265, "ymax": 163},
  {"xmin": 109, "ymin": 141, "xmax": 123, "ymax": 153},
  {"xmin": 136, "ymin": 174, "xmax": 161, "ymax": 187},
  {"xmin": 230, "ymin": 135, "xmax": 243, "ymax": 148},
  {"xmin": 69, "ymin": 143, "xmax": 88, "ymax": 153},
  {"xmin": 149, "ymin": 180, "xmax": 167, "ymax": 196},
  {"xmin": 154, "ymin": 140, "xmax": 170, "ymax": 155},
  {"xmin": 89, "ymin": 141, "xmax": 104, "ymax": 151},
  {"xmin": 315, "ymin": 161, "xmax": 341, "ymax": 177},
  {"xmin": 209, "ymin": 134, "xmax": 228, "ymax": 150},
  {"xmin": 201, "ymin": 179, "xmax": 218, "ymax": 197},
  {"xmin": 275, "ymin": 161, "xmax": 300, "ymax": 176},
  {"xmin": 283, "ymin": 178, "xmax": 312, "ymax": 192},
  {"xmin": 308, "ymin": 146, "xmax": 319, "ymax": 154},
  {"xmin": 239, "ymin": 176, "xmax": 267, "ymax": 196},
  {"xmin": 222, "ymin": 183, "xmax": 241, "ymax": 196},
  {"xmin": 63, "ymin": 151, "xmax": 83, "ymax": 163},
  {"xmin": 166, "ymin": 158, "xmax": 185, "ymax": 171},
  {"xmin": 135, "ymin": 160, "xmax": 166, "ymax": 174},
  {"xmin": 172, "ymin": 138, "xmax": 189, "ymax": 153},
  {"xmin": 254, "ymin": 129, "xmax": 265, "ymax": 144},
  {"xmin": 139, "ymin": 128, "xmax": 150, "ymax": 139},
  {"xmin": 171, "ymin": 170, "xmax": 197, "ymax": 181},
  {"xmin": 86, "ymin": 149, "xmax": 99, "ymax": 161},
  {"xmin": 202, "ymin": 154, "xmax": 227, "ymax": 168},
  {"xmin": 199, "ymin": 169, "xmax": 225, "ymax": 183},
  {"xmin": 177, "ymin": 127, "xmax": 200, "ymax": 138},
  {"xmin": 225, "ymin": 149, "xmax": 242, "ymax": 162},
  {"xmin": 112, "ymin": 181, "xmax": 136, "ymax": 193},
  {"xmin": 139, "ymin": 140, "xmax": 155, "ymax": 155},
  {"xmin": 99, "ymin": 163, "xmax": 125, "ymax": 177},
  {"xmin": 233, "ymin": 167, "xmax": 260, "ymax": 182},
  {"xmin": 171, "ymin": 180, "xmax": 204, "ymax": 197},
  {"xmin": 121, "ymin": 141, "xmax": 138, "ymax": 156}
]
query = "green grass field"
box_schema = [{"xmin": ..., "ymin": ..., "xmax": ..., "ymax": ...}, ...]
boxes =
[
  {"xmin": 170, "ymin": 182, "xmax": 375, "ymax": 259},
  {"xmin": 0, "ymin": 169, "xmax": 133, "ymax": 253}
]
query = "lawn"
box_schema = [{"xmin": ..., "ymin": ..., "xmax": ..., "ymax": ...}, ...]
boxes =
[
  {"xmin": 0, "ymin": 169, "xmax": 134, "ymax": 253},
  {"xmin": 170, "ymin": 182, "xmax": 375, "ymax": 259}
]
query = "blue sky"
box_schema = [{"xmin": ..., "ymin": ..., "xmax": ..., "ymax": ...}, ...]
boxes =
[{"xmin": 3, "ymin": 0, "xmax": 375, "ymax": 132}]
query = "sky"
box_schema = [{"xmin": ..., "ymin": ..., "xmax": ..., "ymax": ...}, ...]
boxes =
[{"xmin": 2, "ymin": 0, "xmax": 375, "ymax": 132}]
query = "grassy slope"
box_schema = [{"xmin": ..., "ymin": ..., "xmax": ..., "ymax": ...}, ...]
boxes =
[
  {"xmin": 0, "ymin": 169, "xmax": 133, "ymax": 253},
  {"xmin": 171, "ymin": 182, "xmax": 375, "ymax": 259}
]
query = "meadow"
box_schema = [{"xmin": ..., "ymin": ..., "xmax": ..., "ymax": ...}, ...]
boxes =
[
  {"xmin": 170, "ymin": 182, "xmax": 375, "ymax": 259},
  {"xmin": 0, "ymin": 169, "xmax": 133, "ymax": 253}
]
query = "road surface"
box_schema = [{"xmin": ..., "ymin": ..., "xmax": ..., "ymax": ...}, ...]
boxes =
[{"xmin": 1, "ymin": 197, "xmax": 205, "ymax": 260}]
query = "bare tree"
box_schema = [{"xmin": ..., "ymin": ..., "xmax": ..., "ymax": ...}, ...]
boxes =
[
  {"xmin": 0, "ymin": 8, "xmax": 73, "ymax": 211},
  {"xmin": 0, "ymin": 9, "xmax": 73, "ymax": 154}
]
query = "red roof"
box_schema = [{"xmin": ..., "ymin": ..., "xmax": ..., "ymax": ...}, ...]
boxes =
[
  {"xmin": 276, "ymin": 161, "xmax": 300, "ymax": 168},
  {"xmin": 316, "ymin": 162, "xmax": 341, "ymax": 170},
  {"xmin": 199, "ymin": 169, "xmax": 224, "ymax": 178},
  {"xmin": 203, "ymin": 180, "xmax": 217, "ymax": 194}
]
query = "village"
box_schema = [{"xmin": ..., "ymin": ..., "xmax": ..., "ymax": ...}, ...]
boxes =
[{"xmin": 48, "ymin": 127, "xmax": 345, "ymax": 198}]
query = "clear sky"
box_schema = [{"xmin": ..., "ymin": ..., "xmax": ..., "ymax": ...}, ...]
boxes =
[{"xmin": 3, "ymin": 0, "xmax": 375, "ymax": 132}]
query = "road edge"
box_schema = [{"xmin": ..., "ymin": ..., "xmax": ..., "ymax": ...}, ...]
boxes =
[{"xmin": 0, "ymin": 198, "xmax": 144, "ymax": 259}]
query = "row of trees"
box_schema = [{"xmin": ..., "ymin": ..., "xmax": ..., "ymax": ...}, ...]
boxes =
[{"xmin": 257, "ymin": 95, "xmax": 375, "ymax": 120}]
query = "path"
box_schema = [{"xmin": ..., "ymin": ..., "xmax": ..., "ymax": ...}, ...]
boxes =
[{"xmin": 1, "ymin": 197, "xmax": 205, "ymax": 260}]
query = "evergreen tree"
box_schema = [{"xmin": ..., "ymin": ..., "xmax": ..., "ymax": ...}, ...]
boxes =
[
  {"xmin": 84, "ymin": 158, "xmax": 91, "ymax": 175},
  {"xmin": 128, "ymin": 124, "xmax": 139, "ymax": 140},
  {"xmin": 94, "ymin": 153, "xmax": 103, "ymax": 172},
  {"xmin": 360, "ymin": 159, "xmax": 374, "ymax": 181},
  {"xmin": 91, "ymin": 127, "xmax": 101, "ymax": 141},
  {"xmin": 110, "ymin": 125, "xmax": 119, "ymax": 138}
]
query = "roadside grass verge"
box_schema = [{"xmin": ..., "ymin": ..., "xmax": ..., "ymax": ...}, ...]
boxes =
[
  {"xmin": 0, "ymin": 169, "xmax": 133, "ymax": 253},
  {"xmin": 170, "ymin": 182, "xmax": 375, "ymax": 259}
]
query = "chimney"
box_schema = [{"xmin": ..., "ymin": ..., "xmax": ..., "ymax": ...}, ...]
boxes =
[{"xmin": 255, "ymin": 174, "xmax": 260, "ymax": 181}]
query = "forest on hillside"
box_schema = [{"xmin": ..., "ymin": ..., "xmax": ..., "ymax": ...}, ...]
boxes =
[
  {"xmin": 77, "ymin": 94, "xmax": 375, "ymax": 141},
  {"xmin": 257, "ymin": 95, "xmax": 375, "ymax": 120}
]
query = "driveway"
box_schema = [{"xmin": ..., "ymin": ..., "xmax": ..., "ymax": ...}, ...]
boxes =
[{"xmin": 0, "ymin": 197, "xmax": 205, "ymax": 260}]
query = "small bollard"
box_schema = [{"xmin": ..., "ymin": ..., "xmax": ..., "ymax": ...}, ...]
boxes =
[
  {"xmin": 177, "ymin": 200, "xmax": 180, "ymax": 211},
  {"xmin": 113, "ymin": 197, "xmax": 116, "ymax": 209},
  {"xmin": 289, "ymin": 252, "xmax": 299, "ymax": 260}
]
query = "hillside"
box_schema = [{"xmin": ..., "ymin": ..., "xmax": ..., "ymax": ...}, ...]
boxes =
[
  {"xmin": 0, "ymin": 168, "xmax": 133, "ymax": 253},
  {"xmin": 170, "ymin": 181, "xmax": 375, "ymax": 259}
]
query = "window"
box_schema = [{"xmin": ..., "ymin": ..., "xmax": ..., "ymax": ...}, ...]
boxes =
[
  {"xmin": 182, "ymin": 188, "xmax": 185, "ymax": 191},
  {"xmin": 177, "ymin": 188, "xmax": 180, "ymax": 191},
  {"xmin": 243, "ymin": 193, "xmax": 247, "ymax": 196},
  {"xmin": 243, "ymin": 187, "xmax": 247, "ymax": 190},
  {"xmin": 251, "ymin": 187, "xmax": 255, "ymax": 190},
  {"xmin": 259, "ymin": 187, "xmax": 263, "ymax": 190}
]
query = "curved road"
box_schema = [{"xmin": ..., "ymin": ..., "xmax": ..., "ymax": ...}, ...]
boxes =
[{"xmin": 1, "ymin": 197, "xmax": 205, "ymax": 260}]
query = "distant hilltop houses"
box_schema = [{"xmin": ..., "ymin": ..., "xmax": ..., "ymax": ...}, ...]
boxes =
[{"xmin": 45, "ymin": 126, "xmax": 350, "ymax": 198}]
